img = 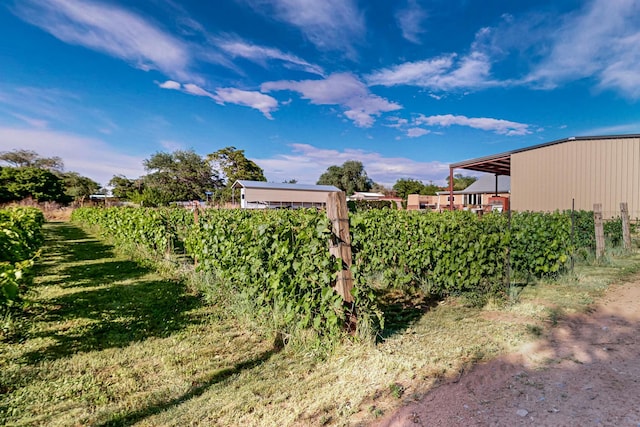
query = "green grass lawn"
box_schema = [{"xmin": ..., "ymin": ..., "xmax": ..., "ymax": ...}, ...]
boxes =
[{"xmin": 1, "ymin": 222, "xmax": 639, "ymax": 426}]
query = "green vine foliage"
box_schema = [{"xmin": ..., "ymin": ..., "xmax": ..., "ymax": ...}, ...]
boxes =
[
  {"xmin": 510, "ymin": 211, "xmax": 571, "ymax": 277},
  {"xmin": 565, "ymin": 210, "xmax": 630, "ymax": 257},
  {"xmin": 0, "ymin": 207, "xmax": 45, "ymax": 307},
  {"xmin": 347, "ymin": 200, "xmax": 394, "ymax": 212},
  {"xmin": 184, "ymin": 209, "xmax": 349, "ymax": 337},
  {"xmin": 73, "ymin": 207, "xmax": 579, "ymax": 337},
  {"xmin": 72, "ymin": 207, "xmax": 188, "ymax": 259},
  {"xmin": 350, "ymin": 210, "xmax": 510, "ymax": 297}
]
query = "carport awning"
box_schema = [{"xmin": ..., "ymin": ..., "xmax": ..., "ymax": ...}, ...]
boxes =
[{"xmin": 450, "ymin": 154, "xmax": 511, "ymax": 176}]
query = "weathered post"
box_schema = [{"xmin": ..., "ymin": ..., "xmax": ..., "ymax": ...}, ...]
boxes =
[
  {"xmin": 193, "ymin": 201, "xmax": 199, "ymax": 267},
  {"xmin": 326, "ymin": 191, "xmax": 354, "ymax": 303},
  {"xmin": 621, "ymin": 202, "xmax": 632, "ymax": 250},
  {"xmin": 594, "ymin": 203, "xmax": 605, "ymax": 259}
]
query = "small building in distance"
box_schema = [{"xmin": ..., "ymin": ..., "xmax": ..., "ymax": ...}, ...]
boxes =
[
  {"xmin": 435, "ymin": 174, "xmax": 511, "ymax": 212},
  {"xmin": 349, "ymin": 191, "xmax": 404, "ymax": 209},
  {"xmin": 348, "ymin": 192, "xmax": 385, "ymax": 201},
  {"xmin": 231, "ymin": 180, "xmax": 340, "ymax": 209},
  {"xmin": 406, "ymin": 194, "xmax": 438, "ymax": 210}
]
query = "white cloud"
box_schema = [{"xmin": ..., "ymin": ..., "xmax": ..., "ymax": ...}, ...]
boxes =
[
  {"xmin": 366, "ymin": 52, "xmax": 495, "ymax": 91},
  {"xmin": 395, "ymin": 0, "xmax": 428, "ymax": 44},
  {"xmin": 158, "ymin": 80, "xmax": 182, "ymax": 90},
  {"xmin": 254, "ymin": 143, "xmax": 451, "ymax": 187},
  {"xmin": 385, "ymin": 117, "xmax": 409, "ymax": 129},
  {"xmin": 216, "ymin": 38, "xmax": 324, "ymax": 76},
  {"xmin": 415, "ymin": 114, "xmax": 531, "ymax": 136},
  {"xmin": 0, "ymin": 127, "xmax": 145, "ymax": 186},
  {"xmin": 183, "ymin": 83, "xmax": 217, "ymax": 98},
  {"xmin": 157, "ymin": 81, "xmax": 278, "ymax": 119},
  {"xmin": 244, "ymin": 0, "xmax": 365, "ymax": 57},
  {"xmin": 406, "ymin": 127, "xmax": 430, "ymax": 138},
  {"xmin": 214, "ymin": 88, "xmax": 278, "ymax": 119},
  {"xmin": 262, "ymin": 73, "xmax": 401, "ymax": 127},
  {"xmin": 13, "ymin": 0, "xmax": 199, "ymax": 83}
]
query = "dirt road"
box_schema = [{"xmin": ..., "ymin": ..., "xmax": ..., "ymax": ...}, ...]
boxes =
[{"xmin": 377, "ymin": 279, "xmax": 640, "ymax": 426}]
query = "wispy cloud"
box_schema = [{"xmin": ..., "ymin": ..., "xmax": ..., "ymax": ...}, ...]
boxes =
[
  {"xmin": 244, "ymin": 0, "xmax": 365, "ymax": 57},
  {"xmin": 528, "ymin": 0, "xmax": 640, "ymax": 98},
  {"xmin": 581, "ymin": 121, "xmax": 640, "ymax": 136},
  {"xmin": 160, "ymin": 140, "xmax": 185, "ymax": 151},
  {"xmin": 158, "ymin": 81, "xmax": 278, "ymax": 119},
  {"xmin": 13, "ymin": 0, "xmax": 200, "ymax": 83},
  {"xmin": 366, "ymin": 51, "xmax": 495, "ymax": 91},
  {"xmin": 215, "ymin": 37, "xmax": 324, "ymax": 76},
  {"xmin": 406, "ymin": 127, "xmax": 430, "ymax": 138},
  {"xmin": 9, "ymin": 114, "xmax": 49, "ymax": 129},
  {"xmin": 0, "ymin": 86, "xmax": 78, "ymax": 124},
  {"xmin": 485, "ymin": 0, "xmax": 640, "ymax": 99},
  {"xmin": 254, "ymin": 143, "xmax": 451, "ymax": 186},
  {"xmin": 262, "ymin": 73, "xmax": 401, "ymax": 127},
  {"xmin": 0, "ymin": 127, "xmax": 145, "ymax": 186},
  {"xmin": 415, "ymin": 114, "xmax": 531, "ymax": 136},
  {"xmin": 395, "ymin": 0, "xmax": 428, "ymax": 44}
]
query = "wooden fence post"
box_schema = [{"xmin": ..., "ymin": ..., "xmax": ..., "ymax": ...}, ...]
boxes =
[
  {"xmin": 326, "ymin": 191, "xmax": 354, "ymax": 303},
  {"xmin": 594, "ymin": 203, "xmax": 605, "ymax": 259},
  {"xmin": 621, "ymin": 202, "xmax": 632, "ymax": 250}
]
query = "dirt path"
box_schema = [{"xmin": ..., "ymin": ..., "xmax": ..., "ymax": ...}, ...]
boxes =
[{"xmin": 376, "ymin": 279, "xmax": 640, "ymax": 426}]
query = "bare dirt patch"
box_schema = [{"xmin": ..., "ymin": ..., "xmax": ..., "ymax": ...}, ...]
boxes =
[{"xmin": 376, "ymin": 279, "xmax": 640, "ymax": 426}]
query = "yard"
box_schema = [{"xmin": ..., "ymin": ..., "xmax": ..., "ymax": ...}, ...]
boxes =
[{"xmin": 1, "ymin": 221, "xmax": 639, "ymax": 426}]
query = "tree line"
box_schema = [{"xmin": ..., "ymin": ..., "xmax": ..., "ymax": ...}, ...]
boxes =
[
  {"xmin": 1, "ymin": 147, "xmax": 477, "ymax": 206},
  {"xmin": 109, "ymin": 146, "xmax": 266, "ymax": 206},
  {"xmin": 316, "ymin": 160, "xmax": 476, "ymax": 198},
  {"xmin": 0, "ymin": 150, "xmax": 100, "ymax": 204}
]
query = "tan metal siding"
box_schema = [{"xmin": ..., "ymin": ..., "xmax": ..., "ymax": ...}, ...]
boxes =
[
  {"xmin": 511, "ymin": 137, "xmax": 640, "ymax": 219},
  {"xmin": 244, "ymin": 188, "xmax": 332, "ymax": 204}
]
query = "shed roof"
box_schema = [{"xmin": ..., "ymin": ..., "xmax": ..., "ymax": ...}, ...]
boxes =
[
  {"xmin": 437, "ymin": 174, "xmax": 510, "ymax": 195},
  {"xmin": 231, "ymin": 180, "xmax": 340, "ymax": 192},
  {"xmin": 450, "ymin": 134, "xmax": 640, "ymax": 175}
]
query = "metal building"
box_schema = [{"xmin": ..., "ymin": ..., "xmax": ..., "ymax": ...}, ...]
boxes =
[
  {"xmin": 231, "ymin": 180, "xmax": 340, "ymax": 209},
  {"xmin": 449, "ymin": 134, "xmax": 640, "ymax": 219}
]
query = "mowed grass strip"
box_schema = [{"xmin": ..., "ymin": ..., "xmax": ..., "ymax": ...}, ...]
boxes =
[{"xmin": 1, "ymin": 222, "xmax": 639, "ymax": 426}]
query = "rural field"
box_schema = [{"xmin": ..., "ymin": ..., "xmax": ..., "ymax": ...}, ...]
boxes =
[{"xmin": 1, "ymin": 211, "xmax": 639, "ymax": 426}]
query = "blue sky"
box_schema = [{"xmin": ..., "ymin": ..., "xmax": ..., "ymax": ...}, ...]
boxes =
[{"xmin": 1, "ymin": 0, "xmax": 640, "ymax": 187}]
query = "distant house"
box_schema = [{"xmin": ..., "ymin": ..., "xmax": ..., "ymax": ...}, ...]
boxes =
[
  {"xmin": 231, "ymin": 180, "xmax": 340, "ymax": 209},
  {"xmin": 407, "ymin": 194, "xmax": 438, "ymax": 210},
  {"xmin": 435, "ymin": 174, "xmax": 510, "ymax": 211}
]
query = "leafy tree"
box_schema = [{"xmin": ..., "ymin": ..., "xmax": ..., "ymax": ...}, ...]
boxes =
[
  {"xmin": 207, "ymin": 146, "xmax": 266, "ymax": 184},
  {"xmin": 62, "ymin": 172, "xmax": 100, "ymax": 204},
  {"xmin": 446, "ymin": 173, "xmax": 477, "ymax": 190},
  {"xmin": 317, "ymin": 160, "xmax": 373, "ymax": 195},
  {"xmin": 108, "ymin": 175, "xmax": 140, "ymax": 200},
  {"xmin": 393, "ymin": 179, "xmax": 425, "ymax": 199},
  {"xmin": 0, "ymin": 166, "xmax": 68, "ymax": 202},
  {"xmin": 423, "ymin": 183, "xmax": 441, "ymax": 195},
  {"xmin": 141, "ymin": 150, "xmax": 220, "ymax": 206},
  {"xmin": 207, "ymin": 146, "xmax": 265, "ymax": 203},
  {"xmin": 0, "ymin": 149, "xmax": 63, "ymax": 171},
  {"xmin": 392, "ymin": 178, "xmax": 441, "ymax": 199}
]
